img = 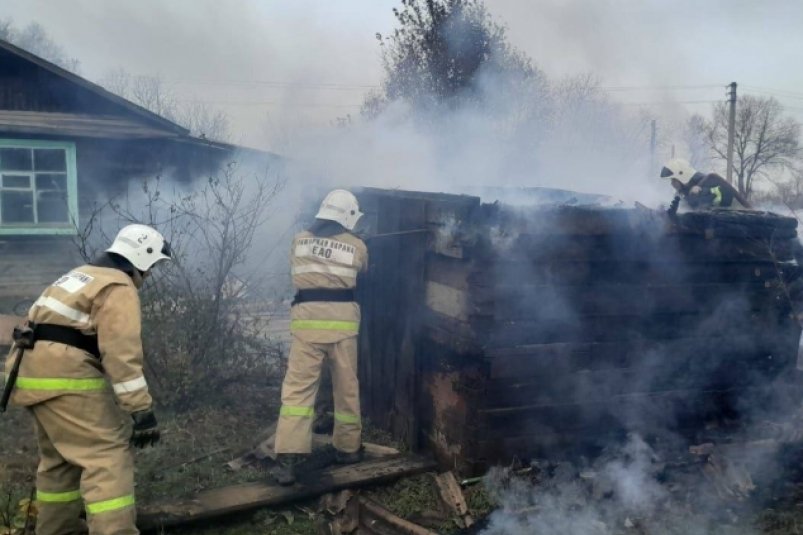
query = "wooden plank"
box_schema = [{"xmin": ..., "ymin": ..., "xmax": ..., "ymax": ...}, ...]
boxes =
[
  {"xmin": 486, "ymin": 282, "xmax": 785, "ymax": 319},
  {"xmin": 485, "ymin": 206, "xmax": 797, "ymax": 238},
  {"xmin": 393, "ymin": 197, "xmax": 428, "ymax": 448},
  {"xmin": 484, "ymin": 337, "xmax": 792, "ymax": 379},
  {"xmin": 489, "ymin": 260, "xmax": 797, "ymax": 286},
  {"xmin": 425, "ymin": 281, "xmax": 472, "ymax": 321},
  {"xmin": 433, "ymin": 472, "xmax": 474, "ymax": 528},
  {"xmin": 480, "ymin": 356, "xmax": 789, "ymax": 411},
  {"xmin": 483, "ymin": 312, "xmax": 785, "ymax": 347},
  {"xmin": 137, "ymin": 454, "xmax": 437, "ymax": 531},
  {"xmin": 358, "ymin": 497, "xmax": 439, "ymax": 535},
  {"xmin": 511, "ymin": 234, "xmax": 797, "ymax": 263},
  {"xmin": 226, "ymin": 430, "xmax": 399, "ymax": 468},
  {"xmin": 425, "ymin": 254, "xmax": 479, "ymax": 292}
]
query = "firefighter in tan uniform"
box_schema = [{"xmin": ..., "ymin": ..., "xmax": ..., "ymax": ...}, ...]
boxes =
[
  {"xmin": 272, "ymin": 189, "xmax": 368, "ymax": 485},
  {"xmin": 661, "ymin": 158, "xmax": 752, "ymax": 215},
  {"xmin": 3, "ymin": 224, "xmax": 170, "ymax": 535}
]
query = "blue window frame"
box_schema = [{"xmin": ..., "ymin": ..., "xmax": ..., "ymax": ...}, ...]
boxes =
[{"xmin": 0, "ymin": 139, "xmax": 78, "ymax": 235}]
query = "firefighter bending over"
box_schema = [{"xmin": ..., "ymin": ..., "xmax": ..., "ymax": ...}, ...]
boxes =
[
  {"xmin": 660, "ymin": 158, "xmax": 751, "ymax": 215},
  {"xmin": 3, "ymin": 224, "xmax": 170, "ymax": 535},
  {"xmin": 272, "ymin": 189, "xmax": 369, "ymax": 486}
]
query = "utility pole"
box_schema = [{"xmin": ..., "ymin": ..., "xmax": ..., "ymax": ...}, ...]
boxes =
[
  {"xmin": 726, "ymin": 81, "xmax": 737, "ymax": 185},
  {"xmin": 649, "ymin": 119, "xmax": 656, "ymax": 177}
]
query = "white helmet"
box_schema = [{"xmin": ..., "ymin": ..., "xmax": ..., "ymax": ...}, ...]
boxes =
[
  {"xmin": 660, "ymin": 158, "xmax": 697, "ymax": 182},
  {"xmin": 106, "ymin": 224, "xmax": 171, "ymax": 272},
  {"xmin": 315, "ymin": 189, "xmax": 363, "ymax": 231}
]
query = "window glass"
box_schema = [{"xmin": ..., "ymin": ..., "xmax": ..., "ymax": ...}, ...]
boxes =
[
  {"xmin": 37, "ymin": 191, "xmax": 70, "ymax": 223},
  {"xmin": 0, "ymin": 144, "xmax": 75, "ymax": 232},
  {"xmin": 1, "ymin": 191, "xmax": 35, "ymax": 223},
  {"xmin": 35, "ymin": 174, "xmax": 67, "ymax": 191},
  {"xmin": 2, "ymin": 175, "xmax": 32, "ymax": 188},
  {"xmin": 0, "ymin": 148, "xmax": 33, "ymax": 171},
  {"xmin": 34, "ymin": 149, "xmax": 67, "ymax": 171}
]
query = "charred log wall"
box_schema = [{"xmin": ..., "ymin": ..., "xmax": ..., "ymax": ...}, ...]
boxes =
[{"xmin": 356, "ymin": 189, "xmax": 803, "ymax": 475}]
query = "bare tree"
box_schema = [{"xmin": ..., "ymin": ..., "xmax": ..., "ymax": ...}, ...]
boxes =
[
  {"xmin": 684, "ymin": 114, "xmax": 714, "ymax": 171},
  {"xmin": 695, "ymin": 95, "xmax": 800, "ymax": 198},
  {"xmin": 75, "ymin": 166, "xmax": 286, "ymax": 408},
  {"xmin": 547, "ymin": 74, "xmax": 651, "ymax": 165},
  {"xmin": 0, "ymin": 18, "xmax": 80, "ymax": 72},
  {"xmin": 175, "ymin": 100, "xmax": 230, "ymax": 142},
  {"xmin": 100, "ymin": 69, "xmax": 230, "ymax": 141}
]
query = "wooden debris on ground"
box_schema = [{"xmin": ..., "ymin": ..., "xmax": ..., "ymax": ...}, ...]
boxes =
[
  {"xmin": 689, "ymin": 442, "xmax": 756, "ymax": 500},
  {"xmin": 356, "ymin": 497, "xmax": 439, "ymax": 535},
  {"xmin": 432, "ymin": 471, "xmax": 474, "ymax": 528},
  {"xmin": 137, "ymin": 454, "xmax": 436, "ymax": 531},
  {"xmin": 318, "ymin": 490, "xmax": 360, "ymax": 534}
]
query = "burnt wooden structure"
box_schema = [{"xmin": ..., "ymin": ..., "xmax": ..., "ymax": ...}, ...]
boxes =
[
  {"xmin": 356, "ymin": 188, "xmax": 803, "ymax": 475},
  {"xmin": 0, "ymin": 38, "xmax": 277, "ymax": 313}
]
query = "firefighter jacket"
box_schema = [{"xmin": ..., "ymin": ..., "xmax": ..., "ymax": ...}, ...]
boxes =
[
  {"xmin": 684, "ymin": 172, "xmax": 751, "ymax": 210},
  {"xmin": 290, "ymin": 229, "xmax": 368, "ymax": 343},
  {"xmin": 4, "ymin": 264, "xmax": 152, "ymax": 413}
]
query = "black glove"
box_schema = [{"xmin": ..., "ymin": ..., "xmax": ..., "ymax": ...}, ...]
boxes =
[
  {"xmin": 666, "ymin": 195, "xmax": 681, "ymax": 216},
  {"xmin": 131, "ymin": 409, "xmax": 160, "ymax": 448}
]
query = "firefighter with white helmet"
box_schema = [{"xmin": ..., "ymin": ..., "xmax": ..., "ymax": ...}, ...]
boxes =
[
  {"xmin": 272, "ymin": 189, "xmax": 369, "ymax": 485},
  {"xmin": 4, "ymin": 224, "xmax": 170, "ymax": 535},
  {"xmin": 660, "ymin": 158, "xmax": 751, "ymax": 214}
]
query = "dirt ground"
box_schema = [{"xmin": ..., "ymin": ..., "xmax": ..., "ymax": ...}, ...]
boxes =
[
  {"xmin": 5, "ymin": 384, "xmax": 803, "ymax": 534},
  {"xmin": 0, "ymin": 381, "xmax": 492, "ymax": 535}
]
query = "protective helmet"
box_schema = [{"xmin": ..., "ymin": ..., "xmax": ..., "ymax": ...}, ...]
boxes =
[
  {"xmin": 106, "ymin": 224, "xmax": 172, "ymax": 272},
  {"xmin": 315, "ymin": 189, "xmax": 363, "ymax": 231},
  {"xmin": 660, "ymin": 158, "xmax": 697, "ymax": 182}
]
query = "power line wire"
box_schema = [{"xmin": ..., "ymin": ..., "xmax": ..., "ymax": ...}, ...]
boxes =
[
  {"xmin": 166, "ymin": 78, "xmax": 380, "ymax": 90},
  {"xmin": 742, "ymin": 85, "xmax": 803, "ymax": 99},
  {"xmin": 193, "ymin": 99, "xmax": 363, "ymax": 108},
  {"xmin": 599, "ymin": 84, "xmax": 724, "ymax": 91},
  {"xmin": 164, "ymin": 77, "xmax": 728, "ymax": 93},
  {"xmin": 617, "ymin": 99, "xmax": 721, "ymax": 106}
]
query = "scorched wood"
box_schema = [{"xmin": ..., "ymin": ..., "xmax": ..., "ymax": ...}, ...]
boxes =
[{"xmin": 136, "ymin": 454, "xmax": 436, "ymax": 531}]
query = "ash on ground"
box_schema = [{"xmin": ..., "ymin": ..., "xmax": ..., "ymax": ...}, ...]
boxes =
[{"xmin": 479, "ymin": 434, "xmax": 803, "ymax": 535}]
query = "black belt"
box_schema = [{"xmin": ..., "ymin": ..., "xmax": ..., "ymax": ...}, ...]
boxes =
[
  {"xmin": 34, "ymin": 323, "xmax": 100, "ymax": 360},
  {"xmin": 293, "ymin": 289, "xmax": 355, "ymax": 305}
]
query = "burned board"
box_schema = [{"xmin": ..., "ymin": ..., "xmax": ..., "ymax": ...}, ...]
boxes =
[
  {"xmin": 356, "ymin": 188, "xmax": 803, "ymax": 475},
  {"xmin": 137, "ymin": 454, "xmax": 436, "ymax": 531}
]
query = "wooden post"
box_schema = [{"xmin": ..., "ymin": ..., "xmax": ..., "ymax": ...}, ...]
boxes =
[{"xmin": 726, "ymin": 81, "xmax": 737, "ymax": 185}]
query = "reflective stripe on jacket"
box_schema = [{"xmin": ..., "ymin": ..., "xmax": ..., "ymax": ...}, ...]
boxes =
[
  {"xmin": 4, "ymin": 264, "xmax": 152, "ymax": 412},
  {"xmin": 289, "ymin": 230, "xmax": 368, "ymax": 342}
]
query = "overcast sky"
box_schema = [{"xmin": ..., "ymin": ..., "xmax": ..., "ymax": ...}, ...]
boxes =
[{"xmin": 3, "ymin": 0, "xmax": 803, "ymax": 149}]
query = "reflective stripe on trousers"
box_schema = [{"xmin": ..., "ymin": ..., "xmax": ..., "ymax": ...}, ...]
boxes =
[
  {"xmin": 86, "ymin": 494, "xmax": 136, "ymax": 515},
  {"xmin": 37, "ymin": 489, "xmax": 81, "ymax": 503},
  {"xmin": 280, "ymin": 405, "xmax": 314, "ymax": 418},
  {"xmin": 290, "ymin": 320, "xmax": 359, "ymax": 332},
  {"xmin": 334, "ymin": 411, "xmax": 360, "ymax": 425},
  {"xmin": 10, "ymin": 376, "xmax": 107, "ymax": 391}
]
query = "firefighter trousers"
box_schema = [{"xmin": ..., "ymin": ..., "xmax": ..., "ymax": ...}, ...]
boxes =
[
  {"xmin": 30, "ymin": 392, "xmax": 137, "ymax": 535},
  {"xmin": 275, "ymin": 335, "xmax": 361, "ymax": 454}
]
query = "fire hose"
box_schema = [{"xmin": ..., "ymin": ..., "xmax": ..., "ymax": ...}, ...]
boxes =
[{"xmin": 364, "ymin": 228, "xmax": 430, "ymax": 240}]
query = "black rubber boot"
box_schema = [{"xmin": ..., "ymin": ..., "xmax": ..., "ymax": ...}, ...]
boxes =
[
  {"xmin": 271, "ymin": 454, "xmax": 304, "ymax": 486},
  {"xmin": 335, "ymin": 446, "xmax": 364, "ymax": 465},
  {"xmin": 313, "ymin": 412, "xmax": 335, "ymax": 434}
]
